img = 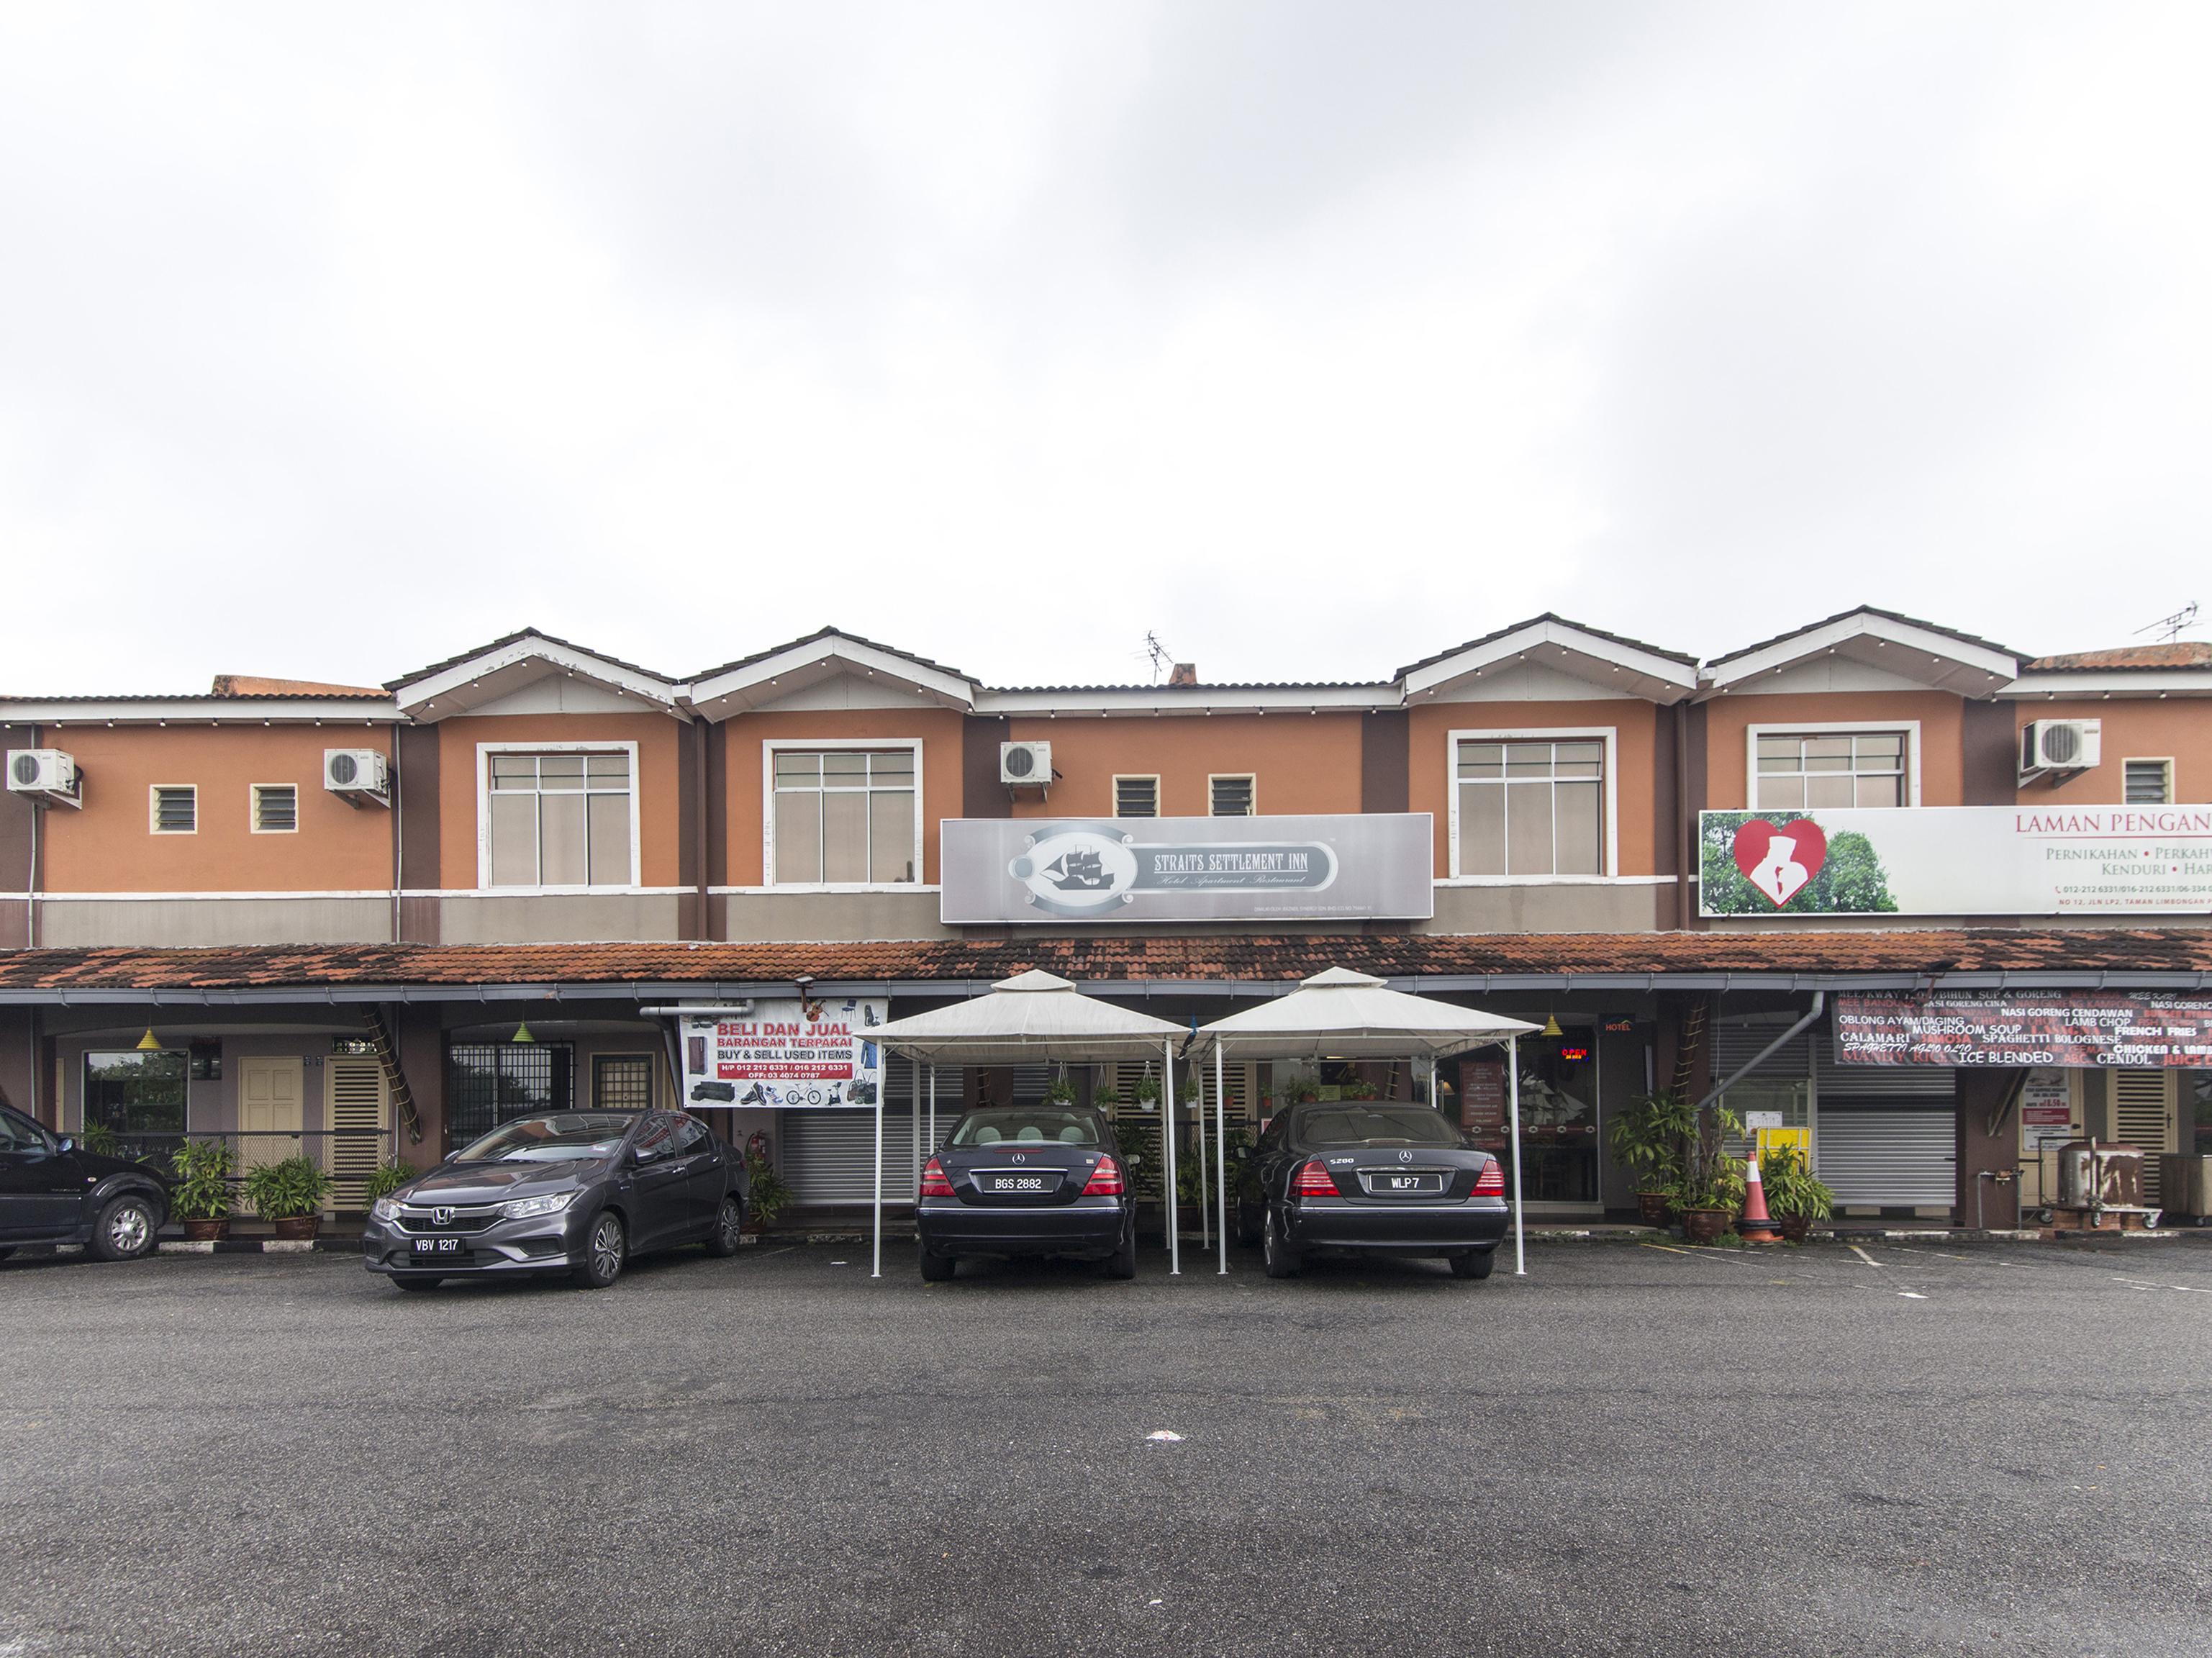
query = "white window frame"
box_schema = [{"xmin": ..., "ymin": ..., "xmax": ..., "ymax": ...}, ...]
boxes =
[
  {"xmin": 474, "ymin": 740, "xmax": 644, "ymax": 892},
  {"xmin": 1112, "ymin": 774, "xmax": 1161, "ymax": 818},
  {"xmin": 148, "ymin": 784, "xmax": 198, "ymax": 835},
  {"xmin": 1445, "ymin": 727, "xmax": 1618, "ymax": 883},
  {"xmin": 1207, "ymin": 773, "xmax": 1257, "ymax": 817},
  {"xmin": 762, "ymin": 738, "xmax": 926, "ymax": 892},
  {"xmin": 1744, "ymin": 721, "xmax": 1921, "ymax": 810},
  {"xmin": 250, "ymin": 783, "xmax": 299, "ymax": 835},
  {"xmin": 2121, "ymin": 757, "xmax": 2175, "ymax": 805}
]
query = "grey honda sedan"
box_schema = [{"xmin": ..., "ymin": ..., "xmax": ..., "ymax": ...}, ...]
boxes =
[{"xmin": 363, "ymin": 1110, "xmax": 749, "ymax": 1292}]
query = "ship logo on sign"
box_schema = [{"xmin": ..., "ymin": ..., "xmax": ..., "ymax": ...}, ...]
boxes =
[
  {"xmin": 1731, "ymin": 819, "xmax": 1828, "ymax": 907},
  {"xmin": 1008, "ymin": 823, "xmax": 1338, "ymax": 918}
]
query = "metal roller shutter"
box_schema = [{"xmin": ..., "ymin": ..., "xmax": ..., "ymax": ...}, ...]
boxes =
[
  {"xmin": 1817, "ymin": 1109, "xmax": 1957, "ymax": 1206},
  {"xmin": 782, "ymin": 1109, "xmax": 919, "ymax": 1205}
]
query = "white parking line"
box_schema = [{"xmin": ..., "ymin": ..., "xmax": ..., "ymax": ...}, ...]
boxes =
[
  {"xmin": 2113, "ymin": 1275, "xmax": 2212, "ymax": 1295},
  {"xmin": 1849, "ymin": 1245, "xmax": 1882, "ymax": 1268}
]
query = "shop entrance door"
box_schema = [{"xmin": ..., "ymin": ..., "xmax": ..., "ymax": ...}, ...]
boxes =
[{"xmin": 239, "ymin": 1056, "xmax": 304, "ymax": 1171}]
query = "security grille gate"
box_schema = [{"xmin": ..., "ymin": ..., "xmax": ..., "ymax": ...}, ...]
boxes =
[
  {"xmin": 2112, "ymin": 1070, "xmax": 2178, "ymax": 1204},
  {"xmin": 1813, "ymin": 1036, "xmax": 1954, "ymax": 1208}
]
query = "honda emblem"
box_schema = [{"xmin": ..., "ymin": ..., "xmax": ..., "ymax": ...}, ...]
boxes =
[{"xmin": 433, "ymin": 1206, "xmax": 455, "ymax": 1225}]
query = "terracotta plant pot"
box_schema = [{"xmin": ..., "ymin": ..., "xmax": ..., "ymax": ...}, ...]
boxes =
[
  {"xmin": 1636, "ymin": 1192, "xmax": 1673, "ymax": 1228},
  {"xmin": 1681, "ymin": 1207, "xmax": 1732, "ymax": 1245},
  {"xmin": 181, "ymin": 1217, "xmax": 230, "ymax": 1242},
  {"xmin": 1778, "ymin": 1215, "xmax": 1811, "ymax": 1243},
  {"xmin": 271, "ymin": 1215, "xmax": 320, "ymax": 1241}
]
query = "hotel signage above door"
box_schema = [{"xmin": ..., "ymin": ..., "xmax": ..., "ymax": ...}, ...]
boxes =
[{"xmin": 940, "ymin": 814, "xmax": 1436, "ymax": 924}]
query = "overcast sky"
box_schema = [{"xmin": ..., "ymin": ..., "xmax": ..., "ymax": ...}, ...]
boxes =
[{"xmin": 3, "ymin": 3, "xmax": 2205, "ymax": 694}]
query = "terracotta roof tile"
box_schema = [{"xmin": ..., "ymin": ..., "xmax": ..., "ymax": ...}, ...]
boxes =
[{"xmin": 2025, "ymin": 642, "xmax": 2212, "ymax": 671}]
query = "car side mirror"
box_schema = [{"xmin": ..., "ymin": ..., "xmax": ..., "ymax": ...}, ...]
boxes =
[{"xmin": 55, "ymin": 1136, "xmax": 74, "ymax": 1154}]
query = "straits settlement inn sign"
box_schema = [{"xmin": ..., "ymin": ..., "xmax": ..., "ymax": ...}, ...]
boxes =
[
  {"xmin": 1835, "ymin": 991, "xmax": 2212, "ymax": 1068},
  {"xmin": 1700, "ymin": 806, "xmax": 2212, "ymax": 916},
  {"xmin": 940, "ymin": 815, "xmax": 1435, "ymax": 925},
  {"xmin": 680, "ymin": 999, "xmax": 887, "ymax": 1108}
]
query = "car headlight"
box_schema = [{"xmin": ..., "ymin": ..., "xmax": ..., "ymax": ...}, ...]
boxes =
[
  {"xmin": 502, "ymin": 1191, "xmax": 577, "ymax": 1220},
  {"xmin": 371, "ymin": 1197, "xmax": 404, "ymax": 1223}
]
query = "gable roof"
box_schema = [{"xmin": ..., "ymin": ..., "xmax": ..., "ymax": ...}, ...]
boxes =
[
  {"xmin": 386, "ymin": 628, "xmax": 684, "ymax": 718},
  {"xmin": 1702, "ymin": 606, "xmax": 2019, "ymax": 697},
  {"xmin": 1397, "ymin": 614, "xmax": 1701, "ymax": 705},
  {"xmin": 686, "ymin": 627, "xmax": 979, "ymax": 717}
]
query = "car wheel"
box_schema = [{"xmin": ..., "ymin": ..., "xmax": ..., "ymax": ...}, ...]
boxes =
[
  {"xmin": 704, "ymin": 1195, "xmax": 745, "ymax": 1258},
  {"xmin": 1105, "ymin": 1219, "xmax": 1137, "ymax": 1280},
  {"xmin": 573, "ymin": 1210, "xmax": 626, "ymax": 1289},
  {"xmin": 919, "ymin": 1248, "xmax": 955, "ymax": 1282},
  {"xmin": 1449, "ymin": 1249, "xmax": 1496, "ymax": 1280},
  {"xmin": 88, "ymin": 1193, "xmax": 159, "ymax": 1262},
  {"xmin": 394, "ymin": 1277, "xmax": 442, "ymax": 1292},
  {"xmin": 1262, "ymin": 1207, "xmax": 1302, "ymax": 1279}
]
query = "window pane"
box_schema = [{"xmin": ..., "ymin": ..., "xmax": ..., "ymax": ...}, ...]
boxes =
[
  {"xmin": 491, "ymin": 756, "xmax": 536, "ymax": 789},
  {"xmin": 1458, "ymin": 783, "xmax": 1505, "ymax": 876},
  {"xmin": 1853, "ymin": 733, "xmax": 1903, "ymax": 765},
  {"xmin": 774, "ymin": 791, "xmax": 821, "ymax": 883},
  {"xmin": 587, "ymin": 753, "xmax": 630, "ymax": 786},
  {"xmin": 869, "ymin": 751, "xmax": 914, "ymax": 784},
  {"xmin": 1504, "ymin": 744, "xmax": 1552, "ymax": 779},
  {"xmin": 1555, "ymin": 782, "xmax": 1603, "ymax": 874},
  {"xmin": 1805, "ymin": 773, "xmax": 1856, "ymax": 810},
  {"xmin": 1855, "ymin": 774, "xmax": 1903, "ymax": 808},
  {"xmin": 1457, "ymin": 743, "xmax": 1502, "ymax": 780},
  {"xmin": 1755, "ymin": 776, "xmax": 1805, "ymax": 810},
  {"xmin": 1554, "ymin": 742, "xmax": 1603, "ymax": 778},
  {"xmin": 490, "ymin": 794, "xmax": 538, "ymax": 885},
  {"xmin": 1755, "ymin": 735, "xmax": 1800, "ymax": 766},
  {"xmin": 774, "ymin": 752, "xmax": 820, "ymax": 787},
  {"xmin": 822, "ymin": 790, "xmax": 868, "ymax": 881},
  {"xmin": 822, "ymin": 753, "xmax": 867, "ymax": 783},
  {"xmin": 538, "ymin": 754, "xmax": 584, "ymax": 791},
  {"xmin": 588, "ymin": 794, "xmax": 631, "ymax": 884},
  {"xmin": 1505, "ymin": 780, "xmax": 1554, "ymax": 874},
  {"xmin": 869, "ymin": 789, "xmax": 915, "ymax": 883},
  {"xmin": 1803, "ymin": 736, "xmax": 1851, "ymax": 771},
  {"xmin": 540, "ymin": 792, "xmax": 587, "ymax": 884}
]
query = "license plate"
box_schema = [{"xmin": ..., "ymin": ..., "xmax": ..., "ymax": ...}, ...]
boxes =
[
  {"xmin": 1370, "ymin": 1173, "xmax": 1446, "ymax": 1195},
  {"xmin": 982, "ymin": 1174, "xmax": 1053, "ymax": 1194},
  {"xmin": 412, "ymin": 1236, "xmax": 465, "ymax": 1256}
]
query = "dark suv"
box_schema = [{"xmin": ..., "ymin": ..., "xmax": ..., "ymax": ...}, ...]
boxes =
[
  {"xmin": 0, "ymin": 1105, "xmax": 169, "ymax": 1264},
  {"xmin": 363, "ymin": 1110, "xmax": 749, "ymax": 1291}
]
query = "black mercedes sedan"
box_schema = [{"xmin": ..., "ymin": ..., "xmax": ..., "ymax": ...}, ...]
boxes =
[
  {"xmin": 915, "ymin": 1105, "xmax": 1137, "ymax": 1282},
  {"xmin": 0, "ymin": 1104, "xmax": 168, "ymax": 1264},
  {"xmin": 363, "ymin": 1109, "xmax": 748, "ymax": 1292},
  {"xmin": 1235, "ymin": 1102, "xmax": 1508, "ymax": 1279}
]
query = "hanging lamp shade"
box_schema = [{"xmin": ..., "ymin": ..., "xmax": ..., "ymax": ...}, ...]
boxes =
[
  {"xmin": 135, "ymin": 1027, "xmax": 162, "ymax": 1052},
  {"xmin": 1541, "ymin": 1014, "xmax": 1564, "ymax": 1038},
  {"xmin": 511, "ymin": 1021, "xmax": 537, "ymax": 1045}
]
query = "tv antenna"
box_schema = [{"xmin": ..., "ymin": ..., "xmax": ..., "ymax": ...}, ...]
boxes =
[
  {"xmin": 2135, "ymin": 602, "xmax": 2198, "ymax": 643},
  {"xmin": 1142, "ymin": 631, "xmax": 1175, "ymax": 684}
]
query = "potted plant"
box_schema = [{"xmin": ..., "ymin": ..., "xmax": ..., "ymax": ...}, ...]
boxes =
[
  {"xmin": 361, "ymin": 1159, "xmax": 417, "ymax": 1208},
  {"xmin": 1043, "ymin": 1069, "xmax": 1079, "ymax": 1107},
  {"xmin": 241, "ymin": 1154, "xmax": 333, "ymax": 1240},
  {"xmin": 744, "ymin": 1144, "xmax": 792, "ymax": 1235},
  {"xmin": 169, "ymin": 1138, "xmax": 236, "ymax": 1241},
  {"xmin": 1607, "ymin": 1090, "xmax": 1693, "ymax": 1226},
  {"xmin": 1675, "ymin": 1099, "xmax": 1746, "ymax": 1244},
  {"xmin": 1759, "ymin": 1143, "xmax": 1833, "ymax": 1242},
  {"xmin": 1092, "ymin": 1079, "xmax": 1125, "ymax": 1112},
  {"xmin": 1130, "ymin": 1069, "xmax": 1161, "ymax": 1113}
]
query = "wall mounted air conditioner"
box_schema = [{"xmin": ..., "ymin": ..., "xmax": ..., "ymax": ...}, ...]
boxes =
[
  {"xmin": 2018, "ymin": 719, "xmax": 2100, "ymax": 784},
  {"xmin": 1000, "ymin": 740, "xmax": 1052, "ymax": 787},
  {"xmin": 323, "ymin": 748, "xmax": 391, "ymax": 806},
  {"xmin": 6, "ymin": 748, "xmax": 82, "ymax": 807}
]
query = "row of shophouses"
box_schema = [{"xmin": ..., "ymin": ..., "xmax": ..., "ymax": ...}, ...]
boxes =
[{"xmin": 3, "ymin": 606, "xmax": 2208, "ymax": 1228}]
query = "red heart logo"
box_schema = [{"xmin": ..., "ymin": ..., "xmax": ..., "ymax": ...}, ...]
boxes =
[{"xmin": 1731, "ymin": 818, "xmax": 1828, "ymax": 907}]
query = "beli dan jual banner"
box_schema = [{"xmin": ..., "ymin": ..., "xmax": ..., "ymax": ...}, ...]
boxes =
[
  {"xmin": 1698, "ymin": 806, "xmax": 2212, "ymax": 917},
  {"xmin": 681, "ymin": 999, "xmax": 887, "ymax": 1109},
  {"xmin": 940, "ymin": 815, "xmax": 1436, "ymax": 924}
]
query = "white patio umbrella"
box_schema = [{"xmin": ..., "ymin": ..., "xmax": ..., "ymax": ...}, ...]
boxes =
[
  {"xmin": 869, "ymin": 970, "xmax": 1190, "ymax": 1278},
  {"xmin": 1194, "ymin": 967, "xmax": 1543, "ymax": 1277}
]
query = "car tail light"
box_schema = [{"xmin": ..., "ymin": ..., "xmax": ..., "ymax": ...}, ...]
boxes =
[
  {"xmin": 919, "ymin": 1156, "xmax": 954, "ymax": 1198},
  {"xmin": 1081, "ymin": 1155, "xmax": 1124, "ymax": 1196},
  {"xmin": 1291, "ymin": 1159, "xmax": 1337, "ymax": 1198},
  {"xmin": 1472, "ymin": 1159, "xmax": 1505, "ymax": 1197}
]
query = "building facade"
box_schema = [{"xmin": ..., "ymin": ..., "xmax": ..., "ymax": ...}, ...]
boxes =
[{"xmin": 3, "ymin": 610, "xmax": 2208, "ymax": 1226}]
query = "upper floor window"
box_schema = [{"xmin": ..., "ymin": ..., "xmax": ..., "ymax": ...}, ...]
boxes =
[
  {"xmin": 1210, "ymin": 775, "xmax": 1255, "ymax": 817},
  {"xmin": 251, "ymin": 784, "xmax": 298, "ymax": 833},
  {"xmin": 150, "ymin": 786, "xmax": 196, "ymax": 834},
  {"xmin": 1454, "ymin": 738, "xmax": 1605, "ymax": 876},
  {"xmin": 1115, "ymin": 776, "xmax": 1159, "ymax": 818},
  {"xmin": 485, "ymin": 749, "xmax": 635, "ymax": 888},
  {"xmin": 2124, "ymin": 758, "xmax": 2174, "ymax": 805},
  {"xmin": 1754, "ymin": 730, "xmax": 1907, "ymax": 810},
  {"xmin": 770, "ymin": 746, "xmax": 917, "ymax": 885}
]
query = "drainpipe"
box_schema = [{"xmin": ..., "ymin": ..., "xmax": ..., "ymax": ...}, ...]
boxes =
[
  {"xmin": 1695, "ymin": 992, "xmax": 1826, "ymax": 1115},
  {"xmin": 1673, "ymin": 700, "xmax": 1692, "ymax": 930}
]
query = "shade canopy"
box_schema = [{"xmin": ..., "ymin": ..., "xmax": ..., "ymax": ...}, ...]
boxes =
[
  {"xmin": 1194, "ymin": 967, "xmax": 1541, "ymax": 1059},
  {"xmin": 871, "ymin": 969, "xmax": 1187, "ymax": 1066}
]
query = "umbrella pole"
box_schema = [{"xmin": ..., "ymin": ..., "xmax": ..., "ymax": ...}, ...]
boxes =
[
  {"xmin": 1215, "ymin": 1043, "xmax": 1228, "ymax": 1275},
  {"xmin": 1508, "ymin": 1035, "xmax": 1525, "ymax": 1277},
  {"xmin": 927, "ymin": 1066, "xmax": 935, "ymax": 1156},
  {"xmin": 871, "ymin": 1066, "xmax": 887, "ymax": 1280},
  {"xmin": 1196, "ymin": 1062, "xmax": 1210, "ymax": 1250},
  {"xmin": 1163, "ymin": 1040, "xmax": 1179, "ymax": 1277}
]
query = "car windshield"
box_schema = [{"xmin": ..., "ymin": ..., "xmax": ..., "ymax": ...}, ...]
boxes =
[
  {"xmin": 1296, "ymin": 1106, "xmax": 1462, "ymax": 1149},
  {"xmin": 454, "ymin": 1113, "xmax": 635, "ymax": 1164},
  {"xmin": 951, "ymin": 1107, "xmax": 1105, "ymax": 1149}
]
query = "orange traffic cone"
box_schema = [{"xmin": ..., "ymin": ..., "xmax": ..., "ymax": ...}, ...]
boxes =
[{"xmin": 1737, "ymin": 1156, "xmax": 1783, "ymax": 1244}]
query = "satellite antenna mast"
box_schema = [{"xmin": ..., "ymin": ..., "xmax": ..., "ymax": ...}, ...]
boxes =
[
  {"xmin": 2135, "ymin": 602, "xmax": 2199, "ymax": 643},
  {"xmin": 1143, "ymin": 631, "xmax": 1174, "ymax": 684}
]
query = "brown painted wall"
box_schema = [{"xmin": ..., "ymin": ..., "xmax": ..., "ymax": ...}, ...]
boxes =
[
  {"xmin": 436, "ymin": 713, "xmax": 683, "ymax": 890},
  {"xmin": 721, "ymin": 707, "xmax": 969, "ymax": 886},
  {"xmin": 2016, "ymin": 699, "xmax": 2212, "ymax": 805},
  {"xmin": 1361, "ymin": 712, "xmax": 1410, "ymax": 813},
  {"xmin": 37, "ymin": 724, "xmax": 396, "ymax": 893},
  {"xmin": 1407, "ymin": 699, "xmax": 1662, "ymax": 877},
  {"xmin": 1700, "ymin": 690, "xmax": 1969, "ymax": 809},
  {"xmin": 1003, "ymin": 713, "xmax": 1366, "ymax": 820}
]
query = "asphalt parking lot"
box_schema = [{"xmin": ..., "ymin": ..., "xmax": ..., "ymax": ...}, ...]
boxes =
[{"xmin": 2, "ymin": 1234, "xmax": 2209, "ymax": 1658}]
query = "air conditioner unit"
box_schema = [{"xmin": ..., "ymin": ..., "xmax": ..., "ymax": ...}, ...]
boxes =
[
  {"xmin": 1000, "ymin": 740, "xmax": 1052, "ymax": 787},
  {"xmin": 2019, "ymin": 719, "xmax": 2100, "ymax": 783},
  {"xmin": 323, "ymin": 748, "xmax": 391, "ymax": 805},
  {"xmin": 6, "ymin": 748, "xmax": 82, "ymax": 807}
]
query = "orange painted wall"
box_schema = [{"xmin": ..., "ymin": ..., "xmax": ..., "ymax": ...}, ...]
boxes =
[
  {"xmin": 2018, "ymin": 699, "xmax": 2212, "ymax": 805},
  {"xmin": 37, "ymin": 724, "xmax": 396, "ymax": 893},
  {"xmin": 1003, "ymin": 714, "xmax": 1366, "ymax": 820},
  {"xmin": 1406, "ymin": 699, "xmax": 1659, "ymax": 877},
  {"xmin": 437, "ymin": 714, "xmax": 684, "ymax": 889},
  {"xmin": 722, "ymin": 707, "xmax": 968, "ymax": 885},
  {"xmin": 1700, "ymin": 691, "xmax": 1968, "ymax": 810}
]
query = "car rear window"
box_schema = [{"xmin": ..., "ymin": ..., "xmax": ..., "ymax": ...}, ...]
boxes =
[
  {"xmin": 1295, "ymin": 1106, "xmax": 1462, "ymax": 1149},
  {"xmin": 455, "ymin": 1113, "xmax": 636, "ymax": 1164},
  {"xmin": 951, "ymin": 1108, "xmax": 1105, "ymax": 1149}
]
